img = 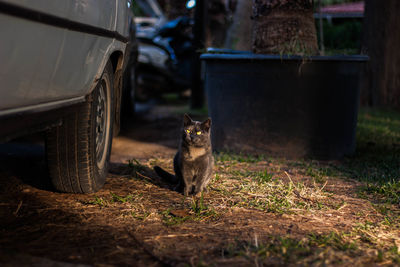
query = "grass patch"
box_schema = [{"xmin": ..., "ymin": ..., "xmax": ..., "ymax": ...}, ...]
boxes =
[
  {"xmin": 211, "ymin": 168, "xmax": 329, "ymax": 213},
  {"xmin": 89, "ymin": 192, "xmax": 142, "ymax": 205},
  {"xmin": 359, "ymin": 181, "xmax": 400, "ymax": 204},
  {"xmin": 190, "ymin": 194, "xmax": 219, "ymax": 221},
  {"xmin": 343, "ymin": 108, "xmax": 400, "ymax": 204},
  {"xmin": 282, "ymin": 108, "xmax": 400, "ymax": 206},
  {"xmin": 110, "ymin": 192, "xmax": 134, "ymax": 203},
  {"xmin": 86, "ymin": 192, "xmax": 151, "ymax": 220},
  {"xmin": 350, "ymin": 220, "xmax": 400, "ymax": 263},
  {"xmin": 214, "ymin": 152, "xmax": 266, "ymax": 163},
  {"xmin": 161, "ymin": 194, "xmax": 219, "ymax": 226},
  {"xmin": 131, "ymin": 211, "xmax": 151, "ymax": 220},
  {"xmin": 308, "ymin": 232, "xmax": 357, "ymax": 251},
  {"xmin": 127, "ymin": 158, "xmax": 147, "ymax": 174},
  {"xmin": 254, "ymin": 169, "xmax": 274, "ymax": 184},
  {"xmin": 223, "ymin": 232, "xmax": 358, "ymax": 265},
  {"xmin": 304, "ymin": 163, "xmax": 337, "ymax": 184},
  {"xmin": 210, "ymin": 108, "xmax": 399, "ymax": 219},
  {"xmin": 88, "ymin": 196, "xmax": 109, "ymax": 207},
  {"xmin": 223, "ymin": 231, "xmax": 399, "ymax": 265},
  {"xmin": 161, "ymin": 208, "xmax": 191, "ymax": 226},
  {"xmin": 345, "ymin": 108, "xmax": 400, "ymax": 183}
]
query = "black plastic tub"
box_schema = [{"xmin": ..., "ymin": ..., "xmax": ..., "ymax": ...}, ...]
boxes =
[{"xmin": 201, "ymin": 53, "xmax": 368, "ymax": 159}]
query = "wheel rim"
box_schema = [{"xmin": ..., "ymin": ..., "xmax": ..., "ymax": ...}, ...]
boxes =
[{"xmin": 95, "ymin": 78, "xmax": 111, "ymax": 169}]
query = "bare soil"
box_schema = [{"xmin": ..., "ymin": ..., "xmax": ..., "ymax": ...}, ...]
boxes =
[{"xmin": 0, "ymin": 103, "xmax": 399, "ymax": 266}]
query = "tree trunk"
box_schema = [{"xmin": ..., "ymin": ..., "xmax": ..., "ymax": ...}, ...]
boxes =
[
  {"xmin": 361, "ymin": 0, "xmax": 400, "ymax": 110},
  {"xmin": 190, "ymin": 0, "xmax": 207, "ymax": 109},
  {"xmin": 206, "ymin": 0, "xmax": 230, "ymax": 47},
  {"xmin": 252, "ymin": 0, "xmax": 318, "ymax": 55},
  {"xmin": 225, "ymin": 0, "xmax": 253, "ymax": 50},
  {"xmin": 158, "ymin": 0, "xmax": 188, "ymax": 19}
]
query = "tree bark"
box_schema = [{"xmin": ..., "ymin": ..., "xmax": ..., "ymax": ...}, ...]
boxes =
[
  {"xmin": 252, "ymin": 0, "xmax": 318, "ymax": 55},
  {"xmin": 206, "ymin": 0, "xmax": 231, "ymax": 47},
  {"xmin": 225, "ymin": 0, "xmax": 253, "ymax": 50},
  {"xmin": 361, "ymin": 0, "xmax": 400, "ymax": 109}
]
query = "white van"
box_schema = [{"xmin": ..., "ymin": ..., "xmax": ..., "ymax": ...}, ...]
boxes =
[{"xmin": 0, "ymin": 0, "xmax": 137, "ymax": 193}]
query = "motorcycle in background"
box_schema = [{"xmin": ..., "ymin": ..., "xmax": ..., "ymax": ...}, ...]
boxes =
[{"xmin": 132, "ymin": 0, "xmax": 196, "ymax": 102}]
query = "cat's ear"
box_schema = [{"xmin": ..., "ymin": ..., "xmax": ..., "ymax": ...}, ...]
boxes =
[
  {"xmin": 201, "ymin": 118, "xmax": 211, "ymax": 132},
  {"xmin": 183, "ymin": 113, "xmax": 193, "ymax": 126}
]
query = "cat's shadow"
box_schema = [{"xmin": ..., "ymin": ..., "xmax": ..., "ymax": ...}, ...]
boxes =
[{"xmin": 108, "ymin": 162, "xmax": 178, "ymax": 193}]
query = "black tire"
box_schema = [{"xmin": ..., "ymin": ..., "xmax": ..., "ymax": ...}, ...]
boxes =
[
  {"xmin": 122, "ymin": 64, "xmax": 136, "ymax": 117},
  {"xmin": 46, "ymin": 61, "xmax": 114, "ymax": 193},
  {"xmin": 135, "ymin": 70, "xmax": 151, "ymax": 102}
]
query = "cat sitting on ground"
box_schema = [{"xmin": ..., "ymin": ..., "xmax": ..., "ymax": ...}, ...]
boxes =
[{"xmin": 154, "ymin": 114, "xmax": 214, "ymax": 196}]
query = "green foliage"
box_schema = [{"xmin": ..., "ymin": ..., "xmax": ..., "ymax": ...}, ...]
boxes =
[
  {"xmin": 161, "ymin": 208, "xmax": 190, "ymax": 226},
  {"xmin": 308, "ymin": 232, "xmax": 357, "ymax": 251},
  {"xmin": 305, "ymin": 164, "xmax": 335, "ymax": 184},
  {"xmin": 254, "ymin": 169, "xmax": 274, "ymax": 184},
  {"xmin": 161, "ymin": 194, "xmax": 219, "ymax": 226},
  {"xmin": 316, "ymin": 20, "xmax": 362, "ymax": 55},
  {"xmin": 190, "ymin": 194, "xmax": 219, "ymax": 221},
  {"xmin": 360, "ymin": 181, "xmax": 400, "ymax": 204},
  {"xmin": 89, "ymin": 196, "xmax": 108, "ymax": 207},
  {"xmin": 191, "ymin": 193, "xmax": 207, "ymax": 215},
  {"xmin": 131, "ymin": 211, "xmax": 150, "ymax": 220},
  {"xmin": 110, "ymin": 192, "xmax": 134, "ymax": 203}
]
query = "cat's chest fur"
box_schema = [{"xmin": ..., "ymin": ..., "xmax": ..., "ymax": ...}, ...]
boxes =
[{"xmin": 183, "ymin": 146, "xmax": 207, "ymax": 161}]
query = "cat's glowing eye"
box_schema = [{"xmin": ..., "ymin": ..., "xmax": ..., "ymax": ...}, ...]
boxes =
[
  {"xmin": 186, "ymin": 129, "xmax": 191, "ymax": 134},
  {"xmin": 196, "ymin": 131, "xmax": 202, "ymax": 135}
]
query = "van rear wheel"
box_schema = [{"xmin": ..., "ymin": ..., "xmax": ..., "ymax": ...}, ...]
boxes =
[{"xmin": 46, "ymin": 61, "xmax": 114, "ymax": 193}]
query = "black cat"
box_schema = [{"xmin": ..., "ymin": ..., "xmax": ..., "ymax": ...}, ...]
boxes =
[{"xmin": 154, "ymin": 114, "xmax": 214, "ymax": 196}]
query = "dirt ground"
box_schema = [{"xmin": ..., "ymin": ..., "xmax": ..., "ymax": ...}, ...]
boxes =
[{"xmin": 0, "ymin": 103, "xmax": 399, "ymax": 266}]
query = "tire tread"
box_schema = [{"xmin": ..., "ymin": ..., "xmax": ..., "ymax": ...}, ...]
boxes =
[{"xmin": 46, "ymin": 61, "xmax": 114, "ymax": 193}]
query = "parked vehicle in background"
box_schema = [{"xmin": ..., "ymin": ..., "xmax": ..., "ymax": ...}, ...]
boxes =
[
  {"xmin": 132, "ymin": 0, "xmax": 195, "ymax": 101},
  {"xmin": 133, "ymin": 0, "xmax": 166, "ymax": 38},
  {"xmin": 0, "ymin": 0, "xmax": 138, "ymax": 193},
  {"xmin": 121, "ymin": 4, "xmax": 139, "ymax": 117}
]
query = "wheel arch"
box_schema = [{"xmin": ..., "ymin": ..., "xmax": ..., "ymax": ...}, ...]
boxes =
[{"xmin": 110, "ymin": 50, "xmax": 124, "ymax": 73}]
